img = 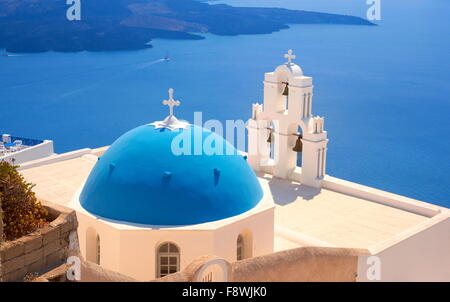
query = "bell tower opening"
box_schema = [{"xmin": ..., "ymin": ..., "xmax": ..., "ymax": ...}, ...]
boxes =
[
  {"xmin": 293, "ymin": 126, "xmax": 303, "ymax": 167},
  {"xmin": 277, "ymin": 81, "xmax": 289, "ymax": 114},
  {"xmin": 247, "ymin": 49, "xmax": 328, "ymax": 187}
]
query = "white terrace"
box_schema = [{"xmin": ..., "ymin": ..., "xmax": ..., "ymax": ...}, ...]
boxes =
[{"xmin": 1, "ymin": 133, "xmax": 54, "ymax": 164}]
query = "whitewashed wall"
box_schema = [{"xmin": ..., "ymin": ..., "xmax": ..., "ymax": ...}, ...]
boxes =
[
  {"xmin": 357, "ymin": 214, "xmax": 450, "ymax": 281},
  {"xmin": 75, "ymin": 206, "xmax": 274, "ymax": 281},
  {"xmin": 1, "ymin": 140, "xmax": 54, "ymax": 165}
]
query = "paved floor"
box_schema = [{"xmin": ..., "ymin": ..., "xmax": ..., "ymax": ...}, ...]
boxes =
[
  {"xmin": 20, "ymin": 156, "xmax": 96, "ymax": 206},
  {"xmin": 258, "ymin": 174, "xmax": 428, "ymax": 249}
]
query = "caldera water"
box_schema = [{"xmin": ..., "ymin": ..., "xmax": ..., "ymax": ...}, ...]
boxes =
[{"xmin": 0, "ymin": 0, "xmax": 449, "ymax": 207}]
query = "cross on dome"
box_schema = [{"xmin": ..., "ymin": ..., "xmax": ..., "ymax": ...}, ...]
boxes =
[
  {"xmin": 284, "ymin": 49, "xmax": 296, "ymax": 65},
  {"xmin": 149, "ymin": 88, "xmax": 189, "ymax": 131},
  {"xmin": 162, "ymin": 88, "xmax": 180, "ymax": 117}
]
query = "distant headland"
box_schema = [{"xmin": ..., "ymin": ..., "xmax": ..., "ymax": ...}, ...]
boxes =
[{"xmin": 0, "ymin": 0, "xmax": 375, "ymax": 53}]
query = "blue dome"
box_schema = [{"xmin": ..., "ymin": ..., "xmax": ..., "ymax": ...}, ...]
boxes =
[{"xmin": 80, "ymin": 124, "xmax": 263, "ymax": 225}]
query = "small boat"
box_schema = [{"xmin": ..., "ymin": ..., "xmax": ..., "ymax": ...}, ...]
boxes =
[{"xmin": 163, "ymin": 51, "xmax": 170, "ymax": 61}]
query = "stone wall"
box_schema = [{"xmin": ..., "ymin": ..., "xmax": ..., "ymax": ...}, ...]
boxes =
[
  {"xmin": 0, "ymin": 200, "xmax": 78, "ymax": 282},
  {"xmin": 31, "ymin": 264, "xmax": 72, "ymax": 282},
  {"xmin": 75, "ymin": 259, "xmax": 137, "ymax": 282},
  {"xmin": 232, "ymin": 246, "xmax": 368, "ymax": 282},
  {"xmin": 29, "ymin": 259, "xmax": 138, "ymax": 282},
  {"xmin": 155, "ymin": 247, "xmax": 369, "ymax": 282}
]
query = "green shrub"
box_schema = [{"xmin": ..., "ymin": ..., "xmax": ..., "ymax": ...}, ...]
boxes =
[{"xmin": 0, "ymin": 161, "xmax": 48, "ymax": 241}]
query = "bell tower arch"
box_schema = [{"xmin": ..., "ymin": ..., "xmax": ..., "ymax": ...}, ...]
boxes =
[{"xmin": 247, "ymin": 50, "xmax": 329, "ymax": 188}]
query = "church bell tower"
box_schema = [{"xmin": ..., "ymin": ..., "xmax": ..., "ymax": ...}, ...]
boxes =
[{"xmin": 247, "ymin": 50, "xmax": 328, "ymax": 188}]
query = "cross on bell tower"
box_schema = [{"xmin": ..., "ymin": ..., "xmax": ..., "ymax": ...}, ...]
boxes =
[
  {"xmin": 284, "ymin": 49, "xmax": 296, "ymax": 65},
  {"xmin": 162, "ymin": 88, "xmax": 180, "ymax": 117},
  {"xmin": 247, "ymin": 50, "xmax": 329, "ymax": 188}
]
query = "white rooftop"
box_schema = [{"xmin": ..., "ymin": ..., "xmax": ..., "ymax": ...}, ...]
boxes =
[{"xmin": 19, "ymin": 147, "xmax": 448, "ymax": 254}]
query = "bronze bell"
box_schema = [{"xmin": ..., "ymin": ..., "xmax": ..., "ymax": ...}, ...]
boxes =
[
  {"xmin": 267, "ymin": 130, "xmax": 272, "ymax": 143},
  {"xmin": 293, "ymin": 135, "xmax": 303, "ymax": 152},
  {"xmin": 282, "ymin": 82, "xmax": 289, "ymax": 96}
]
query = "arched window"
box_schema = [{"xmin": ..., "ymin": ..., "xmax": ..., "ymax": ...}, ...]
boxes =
[
  {"xmin": 236, "ymin": 235, "xmax": 244, "ymax": 261},
  {"xmin": 307, "ymin": 93, "xmax": 312, "ymax": 117},
  {"xmin": 96, "ymin": 235, "xmax": 101, "ymax": 265},
  {"xmin": 302, "ymin": 93, "xmax": 307, "ymax": 118},
  {"xmin": 157, "ymin": 242, "xmax": 180, "ymax": 278},
  {"xmin": 269, "ymin": 121, "xmax": 276, "ymax": 160}
]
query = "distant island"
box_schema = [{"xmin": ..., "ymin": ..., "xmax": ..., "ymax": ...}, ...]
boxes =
[{"xmin": 0, "ymin": 0, "xmax": 375, "ymax": 53}]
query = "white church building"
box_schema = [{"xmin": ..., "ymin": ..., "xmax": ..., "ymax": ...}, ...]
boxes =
[
  {"xmin": 19, "ymin": 50, "xmax": 450, "ymax": 281},
  {"xmin": 70, "ymin": 88, "xmax": 277, "ymax": 280},
  {"xmin": 68, "ymin": 49, "xmax": 331, "ymax": 280}
]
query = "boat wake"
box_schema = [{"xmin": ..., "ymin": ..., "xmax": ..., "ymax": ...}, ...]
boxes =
[
  {"xmin": 135, "ymin": 58, "xmax": 167, "ymax": 70},
  {"xmin": 59, "ymin": 56, "xmax": 170, "ymax": 98}
]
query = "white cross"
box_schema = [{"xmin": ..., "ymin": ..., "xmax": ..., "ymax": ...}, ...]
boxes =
[
  {"xmin": 162, "ymin": 88, "xmax": 180, "ymax": 116},
  {"xmin": 284, "ymin": 49, "xmax": 296, "ymax": 64}
]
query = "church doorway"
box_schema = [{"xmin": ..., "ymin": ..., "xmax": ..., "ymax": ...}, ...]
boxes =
[
  {"xmin": 236, "ymin": 234, "xmax": 244, "ymax": 260},
  {"xmin": 236, "ymin": 229, "xmax": 253, "ymax": 260}
]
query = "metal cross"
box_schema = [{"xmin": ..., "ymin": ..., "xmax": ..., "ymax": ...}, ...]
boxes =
[
  {"xmin": 162, "ymin": 88, "xmax": 180, "ymax": 116},
  {"xmin": 284, "ymin": 49, "xmax": 296, "ymax": 64}
]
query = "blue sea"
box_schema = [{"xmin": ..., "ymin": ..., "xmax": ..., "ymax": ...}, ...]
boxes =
[{"xmin": 0, "ymin": 0, "xmax": 449, "ymax": 207}]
